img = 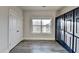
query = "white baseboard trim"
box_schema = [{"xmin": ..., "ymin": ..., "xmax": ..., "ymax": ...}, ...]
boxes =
[
  {"xmin": 0, "ymin": 49, "xmax": 9, "ymax": 53},
  {"xmin": 0, "ymin": 39, "xmax": 23, "ymax": 53},
  {"xmin": 8, "ymin": 38, "xmax": 23, "ymax": 52},
  {"xmin": 23, "ymin": 37, "xmax": 55, "ymax": 40}
]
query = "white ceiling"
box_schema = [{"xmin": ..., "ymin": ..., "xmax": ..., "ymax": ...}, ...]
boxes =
[{"xmin": 20, "ymin": 6, "xmax": 65, "ymax": 11}]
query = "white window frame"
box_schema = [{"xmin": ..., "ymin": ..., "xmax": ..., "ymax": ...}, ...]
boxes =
[{"xmin": 31, "ymin": 17, "xmax": 52, "ymax": 34}]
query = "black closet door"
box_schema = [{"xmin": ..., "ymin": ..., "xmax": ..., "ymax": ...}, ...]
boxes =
[
  {"xmin": 65, "ymin": 11, "xmax": 73, "ymax": 49},
  {"xmin": 74, "ymin": 8, "xmax": 79, "ymax": 52}
]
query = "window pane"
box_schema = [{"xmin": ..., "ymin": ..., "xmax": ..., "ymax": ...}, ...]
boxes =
[
  {"xmin": 32, "ymin": 19, "xmax": 41, "ymax": 25},
  {"xmin": 32, "ymin": 26, "xmax": 41, "ymax": 33},
  {"xmin": 42, "ymin": 26, "xmax": 50, "ymax": 33},
  {"xmin": 42, "ymin": 19, "xmax": 51, "ymax": 33},
  {"xmin": 42, "ymin": 19, "xmax": 51, "ymax": 25}
]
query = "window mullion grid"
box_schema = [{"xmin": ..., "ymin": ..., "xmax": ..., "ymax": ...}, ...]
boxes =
[
  {"xmin": 32, "ymin": 18, "xmax": 51, "ymax": 34},
  {"xmin": 41, "ymin": 19, "xmax": 42, "ymax": 33}
]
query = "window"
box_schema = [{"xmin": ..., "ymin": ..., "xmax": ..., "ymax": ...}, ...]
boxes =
[{"xmin": 32, "ymin": 18, "xmax": 51, "ymax": 33}]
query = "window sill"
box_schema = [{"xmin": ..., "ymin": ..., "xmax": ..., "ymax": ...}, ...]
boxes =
[{"xmin": 32, "ymin": 32, "xmax": 52, "ymax": 34}]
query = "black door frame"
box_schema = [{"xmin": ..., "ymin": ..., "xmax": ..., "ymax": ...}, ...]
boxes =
[{"xmin": 55, "ymin": 7, "xmax": 79, "ymax": 53}]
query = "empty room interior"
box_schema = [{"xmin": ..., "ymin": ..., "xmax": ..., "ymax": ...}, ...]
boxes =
[{"xmin": 0, "ymin": 6, "xmax": 79, "ymax": 53}]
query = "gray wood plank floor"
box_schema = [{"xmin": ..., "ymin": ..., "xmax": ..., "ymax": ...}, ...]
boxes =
[{"xmin": 10, "ymin": 40, "xmax": 68, "ymax": 53}]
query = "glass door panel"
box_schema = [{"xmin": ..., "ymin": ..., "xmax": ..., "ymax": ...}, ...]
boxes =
[
  {"xmin": 65, "ymin": 33, "xmax": 67, "ymax": 43},
  {"xmin": 74, "ymin": 37, "xmax": 77, "ymax": 52},
  {"xmin": 61, "ymin": 30, "xmax": 64, "ymax": 41},
  {"xmin": 76, "ymin": 38, "xmax": 79, "ymax": 52},
  {"xmin": 74, "ymin": 8, "xmax": 79, "ymax": 37},
  {"xmin": 65, "ymin": 33, "xmax": 73, "ymax": 49},
  {"xmin": 56, "ymin": 16, "xmax": 64, "ymax": 41},
  {"xmin": 74, "ymin": 17, "xmax": 79, "ymax": 36},
  {"xmin": 66, "ymin": 33, "xmax": 71, "ymax": 47},
  {"xmin": 65, "ymin": 11, "xmax": 73, "ymax": 33},
  {"xmin": 74, "ymin": 37, "xmax": 79, "ymax": 53},
  {"xmin": 56, "ymin": 18, "xmax": 61, "ymax": 40}
]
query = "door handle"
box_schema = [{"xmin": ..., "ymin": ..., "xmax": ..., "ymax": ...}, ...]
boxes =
[{"xmin": 17, "ymin": 30, "xmax": 19, "ymax": 32}]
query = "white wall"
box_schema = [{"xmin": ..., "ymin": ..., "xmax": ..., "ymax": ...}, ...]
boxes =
[
  {"xmin": 0, "ymin": 7, "xmax": 9, "ymax": 52},
  {"xmin": 23, "ymin": 10, "xmax": 56, "ymax": 40},
  {"xmin": 0, "ymin": 6, "xmax": 23, "ymax": 53},
  {"xmin": 56, "ymin": 6, "xmax": 78, "ymax": 16}
]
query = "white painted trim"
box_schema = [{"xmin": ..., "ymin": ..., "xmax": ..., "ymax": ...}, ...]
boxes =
[
  {"xmin": 0, "ymin": 49, "xmax": 9, "ymax": 53},
  {"xmin": 8, "ymin": 38, "xmax": 23, "ymax": 52},
  {"xmin": 23, "ymin": 37, "xmax": 55, "ymax": 40}
]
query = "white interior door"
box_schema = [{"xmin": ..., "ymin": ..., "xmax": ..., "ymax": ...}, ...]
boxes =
[
  {"xmin": 9, "ymin": 8, "xmax": 23, "ymax": 50},
  {"xmin": 9, "ymin": 9, "xmax": 17, "ymax": 49}
]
